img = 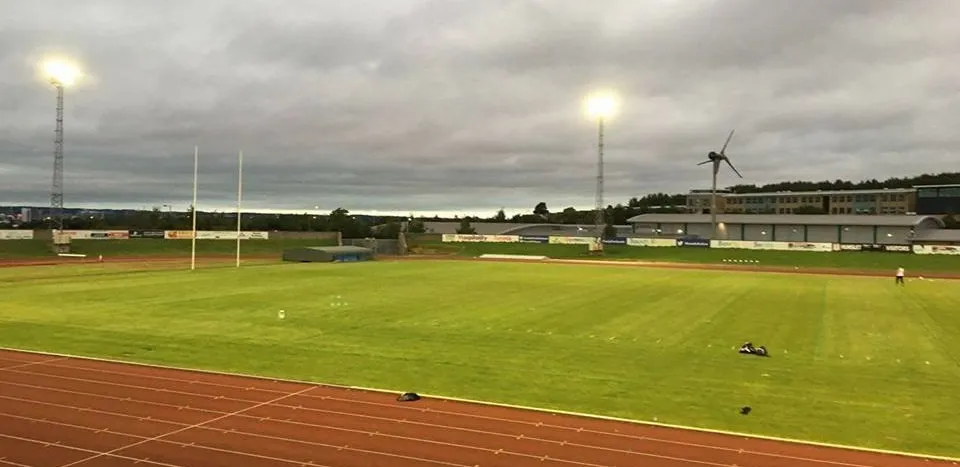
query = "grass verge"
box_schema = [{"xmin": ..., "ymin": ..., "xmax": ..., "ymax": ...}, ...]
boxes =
[
  {"xmin": 413, "ymin": 241, "xmax": 958, "ymax": 274},
  {"xmin": 0, "ymin": 238, "xmax": 337, "ymax": 260}
]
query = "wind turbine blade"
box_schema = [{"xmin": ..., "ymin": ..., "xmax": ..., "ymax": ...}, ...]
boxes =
[
  {"xmin": 697, "ymin": 160, "xmax": 712, "ymax": 166},
  {"xmin": 725, "ymin": 158, "xmax": 744, "ymax": 178},
  {"xmin": 720, "ymin": 129, "xmax": 735, "ymax": 155}
]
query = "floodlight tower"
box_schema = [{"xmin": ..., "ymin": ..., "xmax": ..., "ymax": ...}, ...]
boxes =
[
  {"xmin": 585, "ymin": 92, "xmax": 619, "ymax": 252},
  {"xmin": 43, "ymin": 60, "xmax": 80, "ymax": 233}
]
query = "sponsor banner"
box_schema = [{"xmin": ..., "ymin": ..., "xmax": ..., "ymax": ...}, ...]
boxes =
[
  {"xmin": 164, "ymin": 230, "xmax": 195, "ymax": 239},
  {"xmin": 711, "ymin": 240, "xmax": 751, "ymax": 249},
  {"xmin": 676, "ymin": 238, "xmax": 710, "ymax": 248},
  {"xmin": 838, "ymin": 243, "xmax": 913, "ymax": 253},
  {"xmin": 548, "ymin": 236, "xmax": 595, "ymax": 245},
  {"xmin": 0, "ymin": 230, "xmax": 34, "ymax": 240},
  {"xmin": 884, "ymin": 244, "xmax": 912, "ymax": 253},
  {"xmin": 626, "ymin": 237, "xmax": 676, "ymax": 247},
  {"xmin": 440, "ymin": 234, "xmax": 519, "ymax": 243},
  {"xmin": 195, "ymin": 231, "xmax": 271, "ymax": 240},
  {"xmin": 129, "ymin": 230, "xmax": 166, "ymax": 239},
  {"xmin": 62, "ymin": 230, "xmax": 129, "ymax": 240},
  {"xmin": 519, "ymin": 235, "xmax": 549, "ymax": 243},
  {"xmin": 602, "ymin": 237, "xmax": 627, "ymax": 245},
  {"xmin": 785, "ymin": 241, "xmax": 833, "ymax": 252},
  {"xmin": 913, "ymin": 244, "xmax": 960, "ymax": 255},
  {"xmin": 484, "ymin": 235, "xmax": 519, "ymax": 243},
  {"xmin": 713, "ymin": 240, "xmax": 832, "ymax": 252}
]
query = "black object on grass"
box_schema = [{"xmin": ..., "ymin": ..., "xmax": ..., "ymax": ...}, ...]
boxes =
[{"xmin": 740, "ymin": 406, "xmax": 752, "ymax": 415}]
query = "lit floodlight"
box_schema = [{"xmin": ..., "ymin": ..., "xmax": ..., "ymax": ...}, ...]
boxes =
[
  {"xmin": 43, "ymin": 59, "xmax": 81, "ymax": 87},
  {"xmin": 584, "ymin": 92, "xmax": 619, "ymax": 120}
]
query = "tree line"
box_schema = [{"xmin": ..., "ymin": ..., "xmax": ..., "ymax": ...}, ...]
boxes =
[{"xmin": 5, "ymin": 171, "xmax": 958, "ymax": 235}]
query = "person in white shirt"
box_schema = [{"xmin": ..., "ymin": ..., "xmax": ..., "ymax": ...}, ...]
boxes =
[{"xmin": 895, "ymin": 267, "xmax": 905, "ymax": 285}]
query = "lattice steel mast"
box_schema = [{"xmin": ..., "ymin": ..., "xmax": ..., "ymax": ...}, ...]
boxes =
[
  {"xmin": 51, "ymin": 82, "xmax": 65, "ymax": 232},
  {"xmin": 593, "ymin": 117, "xmax": 605, "ymax": 246}
]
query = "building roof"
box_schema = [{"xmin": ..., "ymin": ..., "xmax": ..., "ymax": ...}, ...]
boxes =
[
  {"xmin": 421, "ymin": 221, "xmax": 631, "ymax": 235},
  {"xmin": 626, "ymin": 213, "xmax": 944, "ymax": 227},
  {"xmin": 305, "ymin": 245, "xmax": 373, "ymax": 253},
  {"xmin": 721, "ymin": 188, "xmax": 914, "ymax": 198},
  {"xmin": 914, "ymin": 184, "xmax": 960, "ymax": 189}
]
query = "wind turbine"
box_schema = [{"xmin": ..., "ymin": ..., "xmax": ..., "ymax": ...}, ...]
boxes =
[{"xmin": 697, "ymin": 130, "xmax": 743, "ymax": 239}]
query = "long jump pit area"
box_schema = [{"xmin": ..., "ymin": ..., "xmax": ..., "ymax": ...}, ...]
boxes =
[{"xmin": 1, "ymin": 348, "xmax": 956, "ymax": 467}]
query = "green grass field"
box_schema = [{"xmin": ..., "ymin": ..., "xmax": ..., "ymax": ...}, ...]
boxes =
[
  {"xmin": 1, "ymin": 259, "xmax": 958, "ymax": 456},
  {"xmin": 0, "ymin": 238, "xmax": 336, "ymax": 259},
  {"xmin": 415, "ymin": 241, "xmax": 960, "ymax": 274}
]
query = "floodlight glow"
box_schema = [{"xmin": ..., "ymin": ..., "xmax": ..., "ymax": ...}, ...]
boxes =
[
  {"xmin": 585, "ymin": 93, "xmax": 619, "ymax": 120},
  {"xmin": 43, "ymin": 59, "xmax": 81, "ymax": 87}
]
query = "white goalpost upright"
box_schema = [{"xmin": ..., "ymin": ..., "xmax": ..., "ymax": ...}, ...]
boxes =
[
  {"xmin": 235, "ymin": 150, "xmax": 243, "ymax": 268},
  {"xmin": 190, "ymin": 145, "xmax": 199, "ymax": 271}
]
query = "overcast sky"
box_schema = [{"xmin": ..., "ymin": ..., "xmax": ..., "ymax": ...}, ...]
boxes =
[{"xmin": 1, "ymin": 0, "xmax": 957, "ymax": 217}]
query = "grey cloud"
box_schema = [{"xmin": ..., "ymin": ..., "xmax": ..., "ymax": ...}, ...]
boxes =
[{"xmin": 1, "ymin": 0, "xmax": 958, "ymax": 216}]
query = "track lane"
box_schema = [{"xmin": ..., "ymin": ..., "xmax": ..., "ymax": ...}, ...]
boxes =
[{"xmin": 0, "ymin": 349, "xmax": 956, "ymax": 467}]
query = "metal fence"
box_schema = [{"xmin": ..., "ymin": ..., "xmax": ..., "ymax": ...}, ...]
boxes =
[{"xmin": 342, "ymin": 238, "xmax": 403, "ymax": 255}]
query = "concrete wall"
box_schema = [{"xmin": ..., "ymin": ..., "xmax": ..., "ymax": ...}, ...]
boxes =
[
  {"xmin": 837, "ymin": 226, "xmax": 873, "ymax": 244},
  {"xmin": 343, "ymin": 238, "xmax": 399, "ymax": 255},
  {"xmin": 658, "ymin": 223, "xmax": 687, "ymax": 236},
  {"xmin": 632, "ymin": 223, "xmax": 658, "ymax": 236},
  {"xmin": 876, "ymin": 226, "xmax": 913, "ymax": 244},
  {"xmin": 743, "ymin": 224, "xmax": 771, "ymax": 241},
  {"xmin": 268, "ymin": 231, "xmax": 340, "ymax": 241},
  {"xmin": 806, "ymin": 225, "xmax": 837, "ymax": 243},
  {"xmin": 685, "ymin": 223, "xmax": 713, "ymax": 238},
  {"xmin": 772, "ymin": 224, "xmax": 806, "ymax": 242}
]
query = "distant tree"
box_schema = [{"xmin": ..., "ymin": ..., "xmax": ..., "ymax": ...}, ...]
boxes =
[
  {"xmin": 406, "ymin": 218, "xmax": 426, "ymax": 233},
  {"xmin": 456, "ymin": 219, "xmax": 476, "ymax": 234},
  {"xmin": 560, "ymin": 207, "xmax": 580, "ymax": 224},
  {"xmin": 602, "ymin": 223, "xmax": 618, "ymax": 239},
  {"xmin": 943, "ymin": 213, "xmax": 960, "ymax": 230},
  {"xmin": 374, "ymin": 222, "xmax": 402, "ymax": 239},
  {"xmin": 493, "ymin": 209, "xmax": 506, "ymax": 221},
  {"xmin": 533, "ymin": 202, "xmax": 549, "ymax": 217}
]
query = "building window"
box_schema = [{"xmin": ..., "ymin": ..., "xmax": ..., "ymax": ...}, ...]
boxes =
[
  {"xmin": 831, "ymin": 207, "xmax": 837, "ymax": 214},
  {"xmin": 918, "ymin": 188, "xmax": 938, "ymax": 198},
  {"xmin": 939, "ymin": 187, "xmax": 960, "ymax": 197}
]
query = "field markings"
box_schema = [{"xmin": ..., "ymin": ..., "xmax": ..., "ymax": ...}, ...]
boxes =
[
  {"xmin": 0, "ymin": 397, "xmax": 723, "ymax": 467},
  {"xmin": 0, "ymin": 433, "xmax": 184, "ymax": 467},
  {"xmin": 56, "ymin": 384, "xmax": 317, "ymax": 467},
  {"xmin": 0, "ymin": 356, "xmax": 67, "ymax": 371},
  {"xmin": 0, "ymin": 412, "xmax": 469, "ymax": 467},
  {"xmin": 2, "ymin": 347, "xmax": 957, "ymax": 464}
]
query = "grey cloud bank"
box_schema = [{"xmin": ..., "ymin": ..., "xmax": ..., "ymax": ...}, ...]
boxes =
[{"xmin": 1, "ymin": 0, "xmax": 957, "ymax": 216}]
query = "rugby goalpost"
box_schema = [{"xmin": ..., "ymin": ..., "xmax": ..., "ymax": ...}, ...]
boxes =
[{"xmin": 190, "ymin": 146, "xmax": 244, "ymax": 271}]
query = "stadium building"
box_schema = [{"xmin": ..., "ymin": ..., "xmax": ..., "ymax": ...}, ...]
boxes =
[
  {"xmin": 915, "ymin": 184, "xmax": 960, "ymax": 215},
  {"xmin": 626, "ymin": 213, "xmax": 946, "ymax": 245},
  {"xmin": 687, "ymin": 188, "xmax": 915, "ymax": 215},
  {"xmin": 420, "ymin": 222, "xmax": 634, "ymax": 237}
]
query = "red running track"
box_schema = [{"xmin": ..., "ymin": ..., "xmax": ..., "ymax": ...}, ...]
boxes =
[{"xmin": 0, "ymin": 349, "xmax": 956, "ymax": 467}]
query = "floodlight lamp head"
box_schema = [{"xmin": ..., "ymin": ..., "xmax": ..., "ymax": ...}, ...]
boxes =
[
  {"xmin": 584, "ymin": 92, "xmax": 618, "ymax": 120},
  {"xmin": 44, "ymin": 60, "xmax": 81, "ymax": 87}
]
